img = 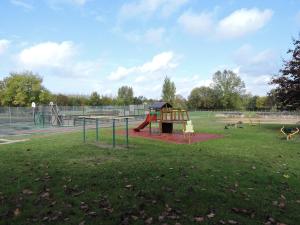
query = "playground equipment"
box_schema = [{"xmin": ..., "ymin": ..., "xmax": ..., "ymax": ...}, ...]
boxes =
[
  {"xmin": 183, "ymin": 120, "xmax": 194, "ymax": 144},
  {"xmin": 280, "ymin": 126, "xmax": 299, "ymax": 140},
  {"xmin": 224, "ymin": 121, "xmax": 244, "ymax": 129},
  {"xmin": 134, "ymin": 102, "xmax": 190, "ymax": 134},
  {"xmin": 33, "ymin": 102, "xmax": 64, "ymax": 127},
  {"xmin": 81, "ymin": 116, "xmax": 133, "ymax": 148},
  {"xmin": 50, "ymin": 102, "xmax": 63, "ymax": 126},
  {"xmin": 134, "ymin": 113, "xmax": 157, "ymax": 132}
]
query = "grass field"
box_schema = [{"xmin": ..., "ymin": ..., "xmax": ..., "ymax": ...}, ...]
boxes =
[{"xmin": 0, "ymin": 112, "xmax": 299, "ymax": 225}]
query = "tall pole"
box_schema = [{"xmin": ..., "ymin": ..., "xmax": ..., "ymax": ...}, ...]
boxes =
[
  {"xmin": 96, "ymin": 118, "xmax": 99, "ymax": 142},
  {"xmin": 113, "ymin": 119, "xmax": 116, "ymax": 148},
  {"xmin": 83, "ymin": 117, "xmax": 86, "ymax": 142},
  {"xmin": 125, "ymin": 118, "xmax": 129, "ymax": 148}
]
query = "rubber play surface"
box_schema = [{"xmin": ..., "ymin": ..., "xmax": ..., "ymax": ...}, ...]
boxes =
[{"xmin": 120, "ymin": 129, "xmax": 223, "ymax": 144}]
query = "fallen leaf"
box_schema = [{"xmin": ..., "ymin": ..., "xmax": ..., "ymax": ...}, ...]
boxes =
[
  {"xmin": 207, "ymin": 212, "xmax": 215, "ymax": 218},
  {"xmin": 22, "ymin": 189, "xmax": 33, "ymax": 195},
  {"xmin": 40, "ymin": 192, "xmax": 50, "ymax": 199},
  {"xmin": 14, "ymin": 208, "xmax": 21, "ymax": 217},
  {"xmin": 88, "ymin": 211, "xmax": 97, "ymax": 216},
  {"xmin": 194, "ymin": 216, "xmax": 204, "ymax": 222},
  {"xmin": 145, "ymin": 217, "xmax": 153, "ymax": 224},
  {"xmin": 131, "ymin": 215, "xmax": 138, "ymax": 220},
  {"xmin": 158, "ymin": 215, "xmax": 165, "ymax": 221},
  {"xmin": 228, "ymin": 219, "xmax": 238, "ymax": 224}
]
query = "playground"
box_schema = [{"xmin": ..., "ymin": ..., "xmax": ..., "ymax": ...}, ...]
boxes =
[{"xmin": 0, "ymin": 106, "xmax": 299, "ymax": 225}]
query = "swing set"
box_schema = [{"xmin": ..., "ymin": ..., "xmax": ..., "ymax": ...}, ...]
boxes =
[{"xmin": 280, "ymin": 126, "xmax": 299, "ymax": 140}]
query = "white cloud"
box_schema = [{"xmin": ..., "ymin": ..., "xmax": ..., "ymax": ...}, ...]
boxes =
[
  {"xmin": 160, "ymin": 0, "xmax": 189, "ymax": 17},
  {"xmin": 108, "ymin": 66, "xmax": 136, "ymax": 81},
  {"xmin": 0, "ymin": 39, "xmax": 10, "ymax": 55},
  {"xmin": 233, "ymin": 44, "xmax": 278, "ymax": 75},
  {"xmin": 16, "ymin": 41, "xmax": 102, "ymax": 78},
  {"xmin": 10, "ymin": 0, "xmax": 34, "ymax": 10},
  {"xmin": 108, "ymin": 51, "xmax": 177, "ymax": 81},
  {"xmin": 178, "ymin": 8, "xmax": 273, "ymax": 39},
  {"xmin": 216, "ymin": 8, "xmax": 273, "ymax": 39},
  {"xmin": 178, "ymin": 11, "xmax": 213, "ymax": 36},
  {"xmin": 227, "ymin": 44, "xmax": 280, "ymax": 95},
  {"xmin": 175, "ymin": 75, "xmax": 212, "ymax": 96},
  {"xmin": 18, "ymin": 41, "xmax": 75, "ymax": 68},
  {"xmin": 120, "ymin": 0, "xmax": 188, "ymax": 20}
]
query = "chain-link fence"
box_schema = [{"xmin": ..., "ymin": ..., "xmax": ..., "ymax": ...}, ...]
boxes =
[{"xmin": 0, "ymin": 105, "xmax": 147, "ymax": 136}]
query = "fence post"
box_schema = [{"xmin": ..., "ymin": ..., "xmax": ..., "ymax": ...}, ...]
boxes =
[
  {"xmin": 9, "ymin": 106, "xmax": 12, "ymax": 126},
  {"xmin": 83, "ymin": 118, "xmax": 86, "ymax": 142},
  {"xmin": 112, "ymin": 119, "xmax": 116, "ymax": 148},
  {"xmin": 125, "ymin": 118, "xmax": 129, "ymax": 148},
  {"xmin": 96, "ymin": 118, "xmax": 99, "ymax": 142}
]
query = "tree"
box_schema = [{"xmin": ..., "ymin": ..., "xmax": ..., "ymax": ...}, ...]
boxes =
[
  {"xmin": 188, "ymin": 86, "xmax": 217, "ymax": 110},
  {"xmin": 0, "ymin": 71, "xmax": 47, "ymax": 106},
  {"xmin": 245, "ymin": 95, "xmax": 258, "ymax": 110},
  {"xmin": 174, "ymin": 94, "xmax": 187, "ymax": 109},
  {"xmin": 270, "ymin": 36, "xmax": 300, "ymax": 110},
  {"xmin": 266, "ymin": 89, "xmax": 278, "ymax": 110},
  {"xmin": 55, "ymin": 94, "xmax": 70, "ymax": 106},
  {"xmin": 133, "ymin": 96, "xmax": 147, "ymax": 105},
  {"xmin": 117, "ymin": 86, "xmax": 134, "ymax": 105},
  {"xmin": 256, "ymin": 96, "xmax": 268, "ymax": 110},
  {"xmin": 162, "ymin": 76, "xmax": 176, "ymax": 104},
  {"xmin": 100, "ymin": 95, "xmax": 113, "ymax": 106},
  {"xmin": 212, "ymin": 70, "xmax": 245, "ymax": 109},
  {"xmin": 39, "ymin": 89, "xmax": 53, "ymax": 105},
  {"xmin": 89, "ymin": 91, "xmax": 101, "ymax": 106}
]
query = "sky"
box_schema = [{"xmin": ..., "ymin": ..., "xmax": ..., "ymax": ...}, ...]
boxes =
[{"xmin": 0, "ymin": 0, "xmax": 300, "ymax": 98}]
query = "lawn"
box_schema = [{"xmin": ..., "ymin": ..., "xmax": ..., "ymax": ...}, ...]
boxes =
[{"xmin": 0, "ymin": 113, "xmax": 299, "ymax": 225}]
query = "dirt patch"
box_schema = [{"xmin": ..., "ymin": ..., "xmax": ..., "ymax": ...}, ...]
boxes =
[{"xmin": 118, "ymin": 129, "xmax": 223, "ymax": 144}]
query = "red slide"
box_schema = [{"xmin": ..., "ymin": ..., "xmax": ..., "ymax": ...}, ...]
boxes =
[{"xmin": 134, "ymin": 114, "xmax": 157, "ymax": 132}]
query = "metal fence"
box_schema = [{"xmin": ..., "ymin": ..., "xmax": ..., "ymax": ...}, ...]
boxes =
[
  {"xmin": 1, "ymin": 106, "xmax": 299, "ymax": 137},
  {"xmin": 0, "ymin": 105, "xmax": 147, "ymax": 136}
]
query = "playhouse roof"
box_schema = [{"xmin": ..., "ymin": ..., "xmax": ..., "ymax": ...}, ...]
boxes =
[{"xmin": 149, "ymin": 102, "xmax": 172, "ymax": 110}]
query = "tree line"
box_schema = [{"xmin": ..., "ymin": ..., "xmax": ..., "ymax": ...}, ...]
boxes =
[
  {"xmin": 0, "ymin": 37, "xmax": 299, "ymax": 110},
  {"xmin": 0, "ymin": 70, "xmax": 276, "ymax": 110}
]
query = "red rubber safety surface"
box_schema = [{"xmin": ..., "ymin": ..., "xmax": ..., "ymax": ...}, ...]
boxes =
[{"xmin": 118, "ymin": 129, "xmax": 223, "ymax": 144}]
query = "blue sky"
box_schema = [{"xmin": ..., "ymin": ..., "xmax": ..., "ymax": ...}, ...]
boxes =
[{"xmin": 0, "ymin": 0, "xmax": 299, "ymax": 98}]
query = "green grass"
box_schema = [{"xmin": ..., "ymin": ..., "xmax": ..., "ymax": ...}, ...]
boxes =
[{"xmin": 0, "ymin": 113, "xmax": 300, "ymax": 225}]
